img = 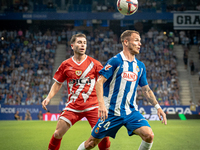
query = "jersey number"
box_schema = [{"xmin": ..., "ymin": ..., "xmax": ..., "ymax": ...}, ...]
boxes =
[{"xmin": 98, "ymin": 121, "xmax": 111, "ymax": 130}]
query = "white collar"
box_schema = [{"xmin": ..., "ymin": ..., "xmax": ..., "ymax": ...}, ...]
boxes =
[
  {"xmin": 72, "ymin": 55, "xmax": 87, "ymax": 65},
  {"xmin": 120, "ymin": 51, "xmax": 136, "ymax": 62}
]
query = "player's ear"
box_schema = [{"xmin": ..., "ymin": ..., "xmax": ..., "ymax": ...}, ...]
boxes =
[{"xmin": 124, "ymin": 39, "xmax": 128, "ymax": 46}]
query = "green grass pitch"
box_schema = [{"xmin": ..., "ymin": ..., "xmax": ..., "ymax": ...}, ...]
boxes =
[{"xmin": 0, "ymin": 120, "xmax": 200, "ymax": 150}]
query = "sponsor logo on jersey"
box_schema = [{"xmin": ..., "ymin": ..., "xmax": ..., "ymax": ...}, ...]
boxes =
[
  {"xmin": 105, "ymin": 64, "xmax": 112, "ymax": 70},
  {"xmin": 69, "ymin": 78, "xmax": 91, "ymax": 85},
  {"xmin": 94, "ymin": 127, "xmax": 99, "ymax": 134},
  {"xmin": 136, "ymin": 66, "xmax": 140, "ymax": 72},
  {"xmin": 75, "ymin": 70, "xmax": 82, "ymax": 76},
  {"xmin": 121, "ymin": 71, "xmax": 137, "ymax": 82}
]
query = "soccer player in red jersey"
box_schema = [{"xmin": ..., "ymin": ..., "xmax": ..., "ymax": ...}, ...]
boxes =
[{"xmin": 42, "ymin": 33, "xmax": 110, "ymax": 150}]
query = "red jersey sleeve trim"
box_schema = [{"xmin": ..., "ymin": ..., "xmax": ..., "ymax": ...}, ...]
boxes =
[{"xmin": 53, "ymin": 78, "xmax": 63, "ymax": 84}]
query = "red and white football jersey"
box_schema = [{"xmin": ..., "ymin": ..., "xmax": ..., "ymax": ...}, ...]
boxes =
[{"xmin": 53, "ymin": 55, "xmax": 103, "ymax": 111}]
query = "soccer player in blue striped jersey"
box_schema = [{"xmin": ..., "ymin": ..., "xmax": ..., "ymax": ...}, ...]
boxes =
[{"xmin": 77, "ymin": 30, "xmax": 167, "ymax": 150}]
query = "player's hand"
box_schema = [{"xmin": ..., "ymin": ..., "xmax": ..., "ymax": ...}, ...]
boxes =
[
  {"xmin": 42, "ymin": 98, "xmax": 50, "ymax": 110},
  {"xmin": 98, "ymin": 104, "xmax": 108, "ymax": 121},
  {"xmin": 157, "ymin": 108, "xmax": 167, "ymax": 125}
]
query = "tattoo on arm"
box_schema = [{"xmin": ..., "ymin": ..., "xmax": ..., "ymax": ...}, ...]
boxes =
[{"xmin": 142, "ymin": 85, "xmax": 158, "ymax": 106}]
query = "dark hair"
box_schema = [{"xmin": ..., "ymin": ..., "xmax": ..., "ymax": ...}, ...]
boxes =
[
  {"xmin": 70, "ymin": 33, "xmax": 86, "ymax": 45},
  {"xmin": 120, "ymin": 30, "xmax": 139, "ymax": 44}
]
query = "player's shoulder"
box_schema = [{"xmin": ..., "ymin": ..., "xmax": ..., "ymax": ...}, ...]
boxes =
[
  {"xmin": 135, "ymin": 57, "xmax": 146, "ymax": 68},
  {"xmin": 60, "ymin": 57, "xmax": 72, "ymax": 66},
  {"xmin": 109, "ymin": 53, "xmax": 122, "ymax": 63}
]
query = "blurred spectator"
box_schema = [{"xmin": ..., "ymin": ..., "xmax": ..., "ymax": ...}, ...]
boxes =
[
  {"xmin": 23, "ymin": 0, "xmax": 29, "ymax": 12},
  {"xmin": 25, "ymin": 110, "xmax": 32, "ymax": 120},
  {"xmin": 196, "ymin": 3, "xmax": 200, "ymax": 10},
  {"xmin": 46, "ymin": 110, "xmax": 51, "ymax": 114},
  {"xmin": 182, "ymin": 35, "xmax": 190, "ymax": 49},
  {"xmin": 14, "ymin": 110, "xmax": 22, "ymax": 120},
  {"xmin": 37, "ymin": 110, "xmax": 43, "ymax": 120},
  {"xmin": 198, "ymin": 43, "xmax": 200, "ymax": 59},
  {"xmin": 48, "ymin": 1, "xmax": 53, "ymax": 8},
  {"xmin": 190, "ymin": 100, "xmax": 196, "ymax": 111},
  {"xmin": 179, "ymin": 30, "xmax": 185, "ymax": 43},
  {"xmin": 183, "ymin": 49, "xmax": 188, "ymax": 69},
  {"xmin": 190, "ymin": 60, "xmax": 195, "ymax": 75},
  {"xmin": 174, "ymin": 31, "xmax": 179, "ymax": 44},
  {"xmin": 198, "ymin": 100, "xmax": 200, "ymax": 115},
  {"xmin": 18, "ymin": 1, "xmax": 23, "ymax": 12},
  {"xmin": 59, "ymin": 99, "xmax": 64, "ymax": 105},
  {"xmin": 164, "ymin": 100, "xmax": 170, "ymax": 106},
  {"xmin": 17, "ymin": 29, "xmax": 23, "ymax": 37},
  {"xmin": 61, "ymin": 30, "xmax": 66, "ymax": 43}
]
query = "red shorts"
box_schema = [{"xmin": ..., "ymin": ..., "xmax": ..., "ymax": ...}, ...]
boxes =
[{"xmin": 59, "ymin": 108, "xmax": 99, "ymax": 128}]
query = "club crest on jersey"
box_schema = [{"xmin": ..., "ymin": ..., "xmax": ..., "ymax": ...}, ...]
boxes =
[
  {"xmin": 121, "ymin": 71, "xmax": 137, "ymax": 82},
  {"xmin": 105, "ymin": 64, "xmax": 112, "ymax": 70},
  {"xmin": 136, "ymin": 66, "xmax": 140, "ymax": 72},
  {"xmin": 94, "ymin": 127, "xmax": 99, "ymax": 134},
  {"xmin": 75, "ymin": 70, "xmax": 82, "ymax": 76}
]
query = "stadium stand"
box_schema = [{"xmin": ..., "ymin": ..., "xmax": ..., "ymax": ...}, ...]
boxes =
[
  {"xmin": 0, "ymin": 29, "xmax": 57, "ymax": 105},
  {"xmin": 0, "ymin": 0, "xmax": 199, "ymax": 108},
  {"xmin": 52, "ymin": 27, "xmax": 182, "ymax": 106},
  {"xmin": 2, "ymin": 26, "xmax": 200, "ymax": 106},
  {"xmin": 1, "ymin": 0, "xmax": 199, "ymax": 13}
]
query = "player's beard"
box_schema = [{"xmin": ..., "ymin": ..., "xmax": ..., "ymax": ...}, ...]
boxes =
[
  {"xmin": 74, "ymin": 47, "xmax": 86, "ymax": 56},
  {"xmin": 128, "ymin": 44, "xmax": 139, "ymax": 55}
]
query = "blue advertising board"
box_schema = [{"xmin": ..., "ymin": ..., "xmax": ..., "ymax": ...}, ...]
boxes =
[
  {"xmin": 0, "ymin": 104, "xmax": 199, "ymax": 120},
  {"xmin": 0, "ymin": 104, "xmax": 58, "ymax": 120},
  {"xmin": 59, "ymin": 105, "xmax": 199, "ymax": 115},
  {"xmin": 0, "ymin": 12, "xmax": 173, "ymax": 20}
]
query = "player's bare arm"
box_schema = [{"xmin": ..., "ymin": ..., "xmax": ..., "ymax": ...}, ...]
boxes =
[
  {"xmin": 141, "ymin": 85, "xmax": 167, "ymax": 125},
  {"xmin": 42, "ymin": 82, "xmax": 62, "ymax": 110},
  {"xmin": 141, "ymin": 85, "xmax": 157, "ymax": 106},
  {"xmin": 95, "ymin": 75, "xmax": 108, "ymax": 121}
]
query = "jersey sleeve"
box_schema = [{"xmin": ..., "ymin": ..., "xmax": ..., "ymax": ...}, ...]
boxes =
[
  {"xmin": 99, "ymin": 57, "xmax": 119, "ymax": 79},
  {"xmin": 53, "ymin": 62, "xmax": 67, "ymax": 83},
  {"xmin": 95, "ymin": 60, "xmax": 103, "ymax": 76},
  {"xmin": 138, "ymin": 63, "xmax": 148, "ymax": 87}
]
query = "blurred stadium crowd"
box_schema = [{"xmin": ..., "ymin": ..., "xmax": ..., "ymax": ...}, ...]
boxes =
[
  {"xmin": 0, "ymin": 0, "xmax": 200, "ymax": 107},
  {"xmin": 0, "ymin": 29, "xmax": 57, "ymax": 105},
  {"xmin": 1, "ymin": 0, "xmax": 200, "ymax": 13},
  {"xmin": 1, "ymin": 26, "xmax": 199, "ymax": 107},
  {"xmin": 63, "ymin": 28, "xmax": 181, "ymax": 106}
]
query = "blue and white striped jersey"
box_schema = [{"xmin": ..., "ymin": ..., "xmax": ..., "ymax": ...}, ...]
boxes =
[{"xmin": 99, "ymin": 51, "xmax": 148, "ymax": 116}]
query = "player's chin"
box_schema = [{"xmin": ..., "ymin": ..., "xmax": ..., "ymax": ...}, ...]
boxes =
[
  {"xmin": 79, "ymin": 51, "xmax": 86, "ymax": 55},
  {"xmin": 133, "ymin": 51, "xmax": 140, "ymax": 55},
  {"xmin": 135, "ymin": 50, "xmax": 140, "ymax": 54}
]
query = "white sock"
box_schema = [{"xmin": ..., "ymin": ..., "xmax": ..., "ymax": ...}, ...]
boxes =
[
  {"xmin": 138, "ymin": 140, "xmax": 153, "ymax": 150},
  {"xmin": 77, "ymin": 141, "xmax": 87, "ymax": 150}
]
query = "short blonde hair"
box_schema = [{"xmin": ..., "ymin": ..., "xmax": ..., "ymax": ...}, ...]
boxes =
[{"xmin": 120, "ymin": 30, "xmax": 140, "ymax": 44}]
